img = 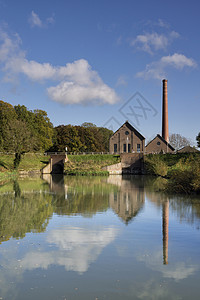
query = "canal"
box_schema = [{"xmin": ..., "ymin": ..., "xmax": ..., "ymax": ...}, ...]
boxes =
[{"xmin": 0, "ymin": 175, "xmax": 200, "ymax": 299}]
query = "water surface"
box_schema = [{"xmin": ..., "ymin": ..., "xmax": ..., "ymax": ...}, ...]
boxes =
[{"xmin": 0, "ymin": 175, "xmax": 200, "ymax": 299}]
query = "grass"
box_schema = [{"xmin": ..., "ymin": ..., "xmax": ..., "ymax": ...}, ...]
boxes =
[
  {"xmin": 18, "ymin": 153, "xmax": 49, "ymax": 171},
  {"xmin": 0, "ymin": 153, "xmax": 50, "ymax": 184},
  {"xmin": 64, "ymin": 154, "xmax": 120, "ymax": 175}
]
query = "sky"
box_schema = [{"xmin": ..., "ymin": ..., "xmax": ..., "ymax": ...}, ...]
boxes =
[{"xmin": 0, "ymin": 0, "xmax": 199, "ymax": 146}]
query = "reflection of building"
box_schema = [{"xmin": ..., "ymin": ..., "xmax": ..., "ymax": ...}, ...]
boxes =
[{"xmin": 108, "ymin": 175, "xmax": 145, "ymax": 224}]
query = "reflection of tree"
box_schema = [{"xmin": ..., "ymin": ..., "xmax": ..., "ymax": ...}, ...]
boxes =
[
  {"xmin": 170, "ymin": 196, "xmax": 200, "ymax": 228},
  {"xmin": 48, "ymin": 175, "xmax": 111, "ymax": 216},
  {"xmin": 0, "ymin": 181, "xmax": 54, "ymax": 244}
]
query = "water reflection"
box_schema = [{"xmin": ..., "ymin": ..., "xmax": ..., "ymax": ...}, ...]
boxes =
[
  {"xmin": 21, "ymin": 225, "xmax": 119, "ymax": 274},
  {"xmin": 107, "ymin": 175, "xmax": 145, "ymax": 224},
  {"xmin": 162, "ymin": 200, "xmax": 169, "ymax": 265},
  {"xmin": 0, "ymin": 175, "xmax": 200, "ymax": 299}
]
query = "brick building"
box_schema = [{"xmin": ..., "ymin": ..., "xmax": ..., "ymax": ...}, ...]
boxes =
[
  {"xmin": 109, "ymin": 80, "xmax": 175, "ymax": 155},
  {"xmin": 109, "ymin": 121, "xmax": 145, "ymax": 154},
  {"xmin": 145, "ymin": 134, "xmax": 174, "ymax": 154}
]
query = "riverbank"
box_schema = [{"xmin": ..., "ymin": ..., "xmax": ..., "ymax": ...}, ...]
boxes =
[
  {"xmin": 64, "ymin": 154, "xmax": 120, "ymax": 175},
  {"xmin": 0, "ymin": 153, "xmax": 120, "ymax": 181},
  {"xmin": 144, "ymin": 153, "xmax": 200, "ymax": 194},
  {"xmin": 1, "ymin": 152, "xmax": 200, "ymax": 194},
  {"xmin": 0, "ymin": 153, "xmax": 49, "ymax": 184}
]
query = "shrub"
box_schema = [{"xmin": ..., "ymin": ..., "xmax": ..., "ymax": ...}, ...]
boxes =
[{"xmin": 145, "ymin": 155, "xmax": 168, "ymax": 177}]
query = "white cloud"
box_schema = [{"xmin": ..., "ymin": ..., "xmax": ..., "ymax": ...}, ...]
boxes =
[
  {"xmin": 47, "ymin": 79, "xmax": 119, "ymax": 105},
  {"xmin": 130, "ymin": 31, "xmax": 180, "ymax": 54},
  {"xmin": 0, "ymin": 28, "xmax": 119, "ymax": 105},
  {"xmin": 136, "ymin": 53, "xmax": 197, "ymax": 80},
  {"xmin": 161, "ymin": 53, "xmax": 197, "ymax": 69},
  {"xmin": 28, "ymin": 11, "xmax": 55, "ymax": 28},
  {"xmin": 116, "ymin": 75, "xmax": 127, "ymax": 87},
  {"xmin": 0, "ymin": 29, "xmax": 21, "ymax": 62},
  {"xmin": 29, "ymin": 11, "xmax": 43, "ymax": 28}
]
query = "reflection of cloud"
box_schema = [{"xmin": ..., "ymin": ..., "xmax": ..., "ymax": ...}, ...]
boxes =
[
  {"xmin": 21, "ymin": 226, "xmax": 119, "ymax": 274},
  {"xmin": 137, "ymin": 250, "xmax": 198, "ymax": 281},
  {"xmin": 135, "ymin": 279, "xmax": 181, "ymax": 300}
]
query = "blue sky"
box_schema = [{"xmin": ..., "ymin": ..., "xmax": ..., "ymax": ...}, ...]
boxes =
[{"xmin": 0, "ymin": 0, "xmax": 199, "ymax": 145}]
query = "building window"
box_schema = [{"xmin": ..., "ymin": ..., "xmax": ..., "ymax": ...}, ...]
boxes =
[
  {"xmin": 137, "ymin": 144, "xmax": 141, "ymax": 153},
  {"xmin": 114, "ymin": 144, "xmax": 117, "ymax": 153},
  {"xmin": 128, "ymin": 144, "xmax": 131, "ymax": 153},
  {"xmin": 123, "ymin": 144, "xmax": 126, "ymax": 152},
  {"xmin": 157, "ymin": 141, "xmax": 161, "ymax": 145},
  {"xmin": 125, "ymin": 131, "xmax": 129, "ymax": 135}
]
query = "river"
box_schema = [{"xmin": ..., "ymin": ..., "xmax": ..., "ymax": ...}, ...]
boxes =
[{"xmin": 0, "ymin": 174, "xmax": 200, "ymax": 299}]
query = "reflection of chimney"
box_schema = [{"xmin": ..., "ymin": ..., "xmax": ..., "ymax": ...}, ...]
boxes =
[
  {"xmin": 162, "ymin": 79, "xmax": 169, "ymax": 142},
  {"xmin": 162, "ymin": 200, "xmax": 169, "ymax": 265}
]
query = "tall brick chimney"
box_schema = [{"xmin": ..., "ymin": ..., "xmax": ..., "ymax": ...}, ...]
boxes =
[{"xmin": 162, "ymin": 79, "xmax": 169, "ymax": 142}]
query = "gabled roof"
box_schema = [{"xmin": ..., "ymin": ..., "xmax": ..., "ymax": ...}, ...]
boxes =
[
  {"xmin": 110, "ymin": 121, "xmax": 145, "ymax": 140},
  {"xmin": 146, "ymin": 134, "xmax": 175, "ymax": 151},
  {"xmin": 177, "ymin": 146, "xmax": 200, "ymax": 153}
]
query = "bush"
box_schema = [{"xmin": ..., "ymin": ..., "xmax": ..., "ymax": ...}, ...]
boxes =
[
  {"xmin": 166, "ymin": 156, "xmax": 200, "ymax": 194},
  {"xmin": 145, "ymin": 155, "xmax": 168, "ymax": 177}
]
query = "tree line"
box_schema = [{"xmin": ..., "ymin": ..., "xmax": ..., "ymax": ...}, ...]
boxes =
[{"xmin": 0, "ymin": 100, "xmax": 113, "ymax": 167}]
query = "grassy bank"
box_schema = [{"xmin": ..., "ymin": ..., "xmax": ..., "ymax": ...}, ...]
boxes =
[
  {"xmin": 64, "ymin": 154, "xmax": 120, "ymax": 175},
  {"xmin": 0, "ymin": 153, "xmax": 50, "ymax": 183},
  {"xmin": 144, "ymin": 153, "xmax": 200, "ymax": 194}
]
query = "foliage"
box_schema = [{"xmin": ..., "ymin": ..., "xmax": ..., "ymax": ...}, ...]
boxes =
[
  {"xmin": 14, "ymin": 105, "xmax": 54, "ymax": 151},
  {"xmin": 0, "ymin": 100, "xmax": 17, "ymax": 150},
  {"xmin": 167, "ymin": 155, "xmax": 200, "ymax": 194},
  {"xmin": 0, "ymin": 100, "xmax": 53, "ymax": 169},
  {"xmin": 196, "ymin": 132, "xmax": 200, "ymax": 148},
  {"xmin": 169, "ymin": 133, "xmax": 191, "ymax": 151},
  {"xmin": 52, "ymin": 124, "xmax": 113, "ymax": 153},
  {"xmin": 144, "ymin": 154, "xmax": 168, "ymax": 177},
  {"xmin": 145, "ymin": 153, "xmax": 200, "ymax": 194},
  {"xmin": 3, "ymin": 119, "xmax": 36, "ymax": 168}
]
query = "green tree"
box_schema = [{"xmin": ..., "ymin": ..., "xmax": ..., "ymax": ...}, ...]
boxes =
[
  {"xmin": 53, "ymin": 125, "xmax": 84, "ymax": 152},
  {"xmin": 14, "ymin": 105, "xmax": 54, "ymax": 151},
  {"xmin": 0, "ymin": 101, "xmax": 17, "ymax": 150},
  {"xmin": 81, "ymin": 122, "xmax": 97, "ymax": 128},
  {"xmin": 3, "ymin": 119, "xmax": 35, "ymax": 168},
  {"xmin": 31, "ymin": 109, "xmax": 54, "ymax": 151},
  {"xmin": 196, "ymin": 132, "xmax": 200, "ymax": 148}
]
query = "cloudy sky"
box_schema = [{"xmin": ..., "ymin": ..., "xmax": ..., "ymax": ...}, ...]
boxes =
[{"xmin": 0, "ymin": 0, "xmax": 199, "ymax": 144}]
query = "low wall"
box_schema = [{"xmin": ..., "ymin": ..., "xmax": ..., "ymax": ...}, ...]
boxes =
[{"xmin": 102, "ymin": 163, "xmax": 122, "ymax": 175}]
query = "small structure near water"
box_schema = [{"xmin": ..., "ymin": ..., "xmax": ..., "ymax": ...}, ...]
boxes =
[{"xmin": 42, "ymin": 153, "xmax": 68, "ymax": 174}]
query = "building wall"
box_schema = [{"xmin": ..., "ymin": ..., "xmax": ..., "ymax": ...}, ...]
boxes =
[
  {"xmin": 109, "ymin": 123, "xmax": 145, "ymax": 154},
  {"xmin": 145, "ymin": 136, "xmax": 173, "ymax": 154}
]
